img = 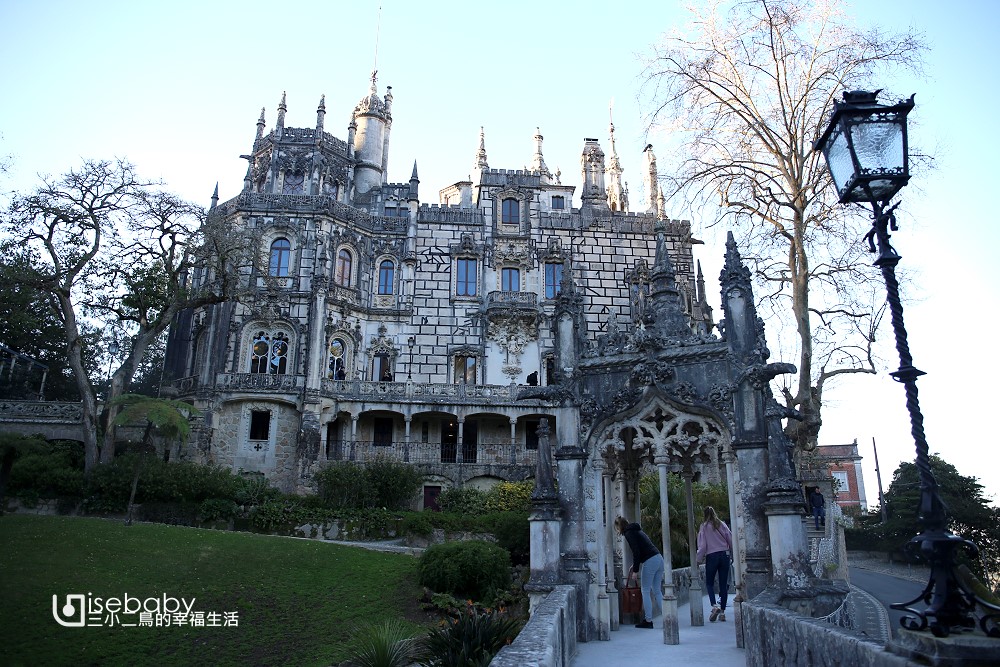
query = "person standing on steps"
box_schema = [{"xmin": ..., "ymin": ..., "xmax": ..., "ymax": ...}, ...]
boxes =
[
  {"xmin": 809, "ymin": 486, "xmax": 826, "ymax": 531},
  {"xmin": 614, "ymin": 516, "xmax": 663, "ymax": 629},
  {"xmin": 696, "ymin": 506, "xmax": 733, "ymax": 622}
]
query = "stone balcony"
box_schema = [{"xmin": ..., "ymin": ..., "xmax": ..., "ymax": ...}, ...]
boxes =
[
  {"xmin": 485, "ymin": 290, "xmax": 539, "ymax": 329},
  {"xmin": 170, "ymin": 375, "xmax": 542, "ymax": 407},
  {"xmin": 326, "ymin": 439, "xmax": 537, "ymax": 467}
]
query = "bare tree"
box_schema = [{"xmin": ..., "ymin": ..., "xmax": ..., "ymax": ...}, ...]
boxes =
[
  {"xmin": 3, "ymin": 159, "xmax": 260, "ymax": 470},
  {"xmin": 642, "ymin": 0, "xmax": 926, "ymax": 449}
]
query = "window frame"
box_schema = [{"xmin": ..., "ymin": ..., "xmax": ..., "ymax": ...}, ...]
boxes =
[
  {"xmin": 454, "ymin": 354, "xmax": 477, "ymax": 384},
  {"xmin": 335, "ymin": 248, "xmax": 354, "ymax": 287},
  {"xmin": 501, "ymin": 267, "xmax": 521, "ymax": 292},
  {"xmin": 551, "ymin": 195, "xmax": 565, "ymax": 210},
  {"xmin": 249, "ymin": 330, "xmax": 290, "ymax": 375},
  {"xmin": 456, "ymin": 258, "xmax": 478, "ymax": 297},
  {"xmin": 268, "ymin": 238, "xmax": 291, "ymax": 277},
  {"xmin": 377, "ymin": 260, "xmax": 395, "ymax": 295},
  {"xmin": 544, "ymin": 262, "xmax": 563, "ymax": 299},
  {"xmin": 501, "ymin": 198, "xmax": 520, "ymax": 224}
]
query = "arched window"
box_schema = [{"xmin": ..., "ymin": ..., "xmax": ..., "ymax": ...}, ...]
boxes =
[
  {"xmin": 269, "ymin": 239, "xmax": 291, "ymax": 277},
  {"xmin": 250, "ymin": 331, "xmax": 289, "ymax": 374},
  {"xmin": 328, "ymin": 338, "xmax": 348, "ymax": 379},
  {"xmin": 377, "ymin": 260, "xmax": 395, "ymax": 294},
  {"xmin": 335, "ymin": 249, "xmax": 353, "ymax": 286},
  {"xmin": 501, "ymin": 198, "xmax": 519, "ymax": 224}
]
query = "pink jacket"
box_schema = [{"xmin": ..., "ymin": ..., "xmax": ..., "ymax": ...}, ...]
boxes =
[{"xmin": 696, "ymin": 520, "xmax": 733, "ymax": 562}]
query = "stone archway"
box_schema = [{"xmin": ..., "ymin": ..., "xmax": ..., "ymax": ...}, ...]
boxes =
[{"xmin": 590, "ymin": 392, "xmax": 735, "ymax": 644}]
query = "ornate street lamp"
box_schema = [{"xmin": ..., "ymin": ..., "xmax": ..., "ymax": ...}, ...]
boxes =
[
  {"xmin": 407, "ymin": 336, "xmax": 415, "ymax": 381},
  {"xmin": 816, "ymin": 91, "xmax": 996, "ymax": 637}
]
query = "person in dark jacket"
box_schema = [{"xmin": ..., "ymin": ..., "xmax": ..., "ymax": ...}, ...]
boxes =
[
  {"xmin": 809, "ymin": 486, "xmax": 826, "ymax": 531},
  {"xmin": 614, "ymin": 516, "xmax": 663, "ymax": 628}
]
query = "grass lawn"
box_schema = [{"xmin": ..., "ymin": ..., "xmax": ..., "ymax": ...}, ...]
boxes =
[{"xmin": 0, "ymin": 514, "xmax": 431, "ymax": 666}]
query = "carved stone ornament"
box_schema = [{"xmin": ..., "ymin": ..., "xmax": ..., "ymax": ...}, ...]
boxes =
[
  {"xmin": 487, "ymin": 316, "xmax": 537, "ymax": 354},
  {"xmin": 450, "ymin": 233, "xmax": 482, "ymax": 257},
  {"xmin": 368, "ymin": 324, "xmax": 398, "ymax": 357},
  {"xmin": 491, "ymin": 239, "xmax": 533, "ymax": 269}
]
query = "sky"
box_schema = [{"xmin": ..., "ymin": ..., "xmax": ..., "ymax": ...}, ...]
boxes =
[{"xmin": 2, "ymin": 0, "xmax": 999, "ymax": 509}]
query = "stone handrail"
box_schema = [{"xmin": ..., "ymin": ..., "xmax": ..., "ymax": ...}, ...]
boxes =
[
  {"xmin": 491, "ymin": 586, "xmax": 577, "ymax": 667},
  {"xmin": 0, "ymin": 401, "xmax": 83, "ymax": 422},
  {"xmin": 487, "ymin": 290, "xmax": 538, "ymax": 307}
]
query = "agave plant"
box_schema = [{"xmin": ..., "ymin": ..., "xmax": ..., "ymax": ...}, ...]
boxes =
[
  {"xmin": 348, "ymin": 619, "xmax": 426, "ymax": 667},
  {"xmin": 418, "ymin": 607, "xmax": 522, "ymax": 667}
]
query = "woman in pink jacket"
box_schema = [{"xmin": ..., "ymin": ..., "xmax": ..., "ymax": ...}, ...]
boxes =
[{"xmin": 696, "ymin": 506, "xmax": 733, "ymax": 622}]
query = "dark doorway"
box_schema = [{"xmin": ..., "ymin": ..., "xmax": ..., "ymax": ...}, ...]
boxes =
[
  {"xmin": 423, "ymin": 485, "xmax": 442, "ymax": 511},
  {"xmin": 463, "ymin": 420, "xmax": 478, "ymax": 464},
  {"xmin": 326, "ymin": 419, "xmax": 343, "ymax": 460},
  {"xmin": 441, "ymin": 420, "xmax": 457, "ymax": 463}
]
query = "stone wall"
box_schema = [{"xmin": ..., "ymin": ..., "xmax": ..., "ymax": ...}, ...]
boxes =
[
  {"xmin": 742, "ymin": 594, "xmax": 916, "ymax": 667},
  {"xmin": 491, "ymin": 585, "xmax": 577, "ymax": 667}
]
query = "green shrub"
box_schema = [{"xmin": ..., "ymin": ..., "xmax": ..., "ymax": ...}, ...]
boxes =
[
  {"xmin": 481, "ymin": 512, "xmax": 529, "ymax": 566},
  {"xmin": 199, "ymin": 498, "xmax": 239, "ymax": 522},
  {"xmin": 316, "ymin": 457, "xmax": 423, "ymax": 511},
  {"xmin": 364, "ymin": 455, "xmax": 424, "ymax": 510},
  {"xmin": 485, "ymin": 481, "xmax": 533, "ymax": 513},
  {"xmin": 418, "ymin": 540, "xmax": 511, "ymax": 604},
  {"xmin": 315, "ymin": 461, "xmax": 369, "ymax": 509},
  {"xmin": 437, "ymin": 487, "xmax": 489, "ymax": 515},
  {"xmin": 234, "ymin": 473, "xmax": 279, "ymax": 506},
  {"xmin": 401, "ymin": 511, "xmax": 435, "ymax": 537},
  {"xmin": 9, "ymin": 450, "xmax": 85, "ymax": 498},
  {"xmin": 419, "ymin": 607, "xmax": 522, "ymax": 667}
]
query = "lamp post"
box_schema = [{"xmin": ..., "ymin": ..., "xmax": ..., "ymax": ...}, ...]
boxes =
[
  {"xmin": 407, "ymin": 336, "xmax": 415, "ymax": 381},
  {"xmin": 816, "ymin": 91, "xmax": 993, "ymax": 638}
]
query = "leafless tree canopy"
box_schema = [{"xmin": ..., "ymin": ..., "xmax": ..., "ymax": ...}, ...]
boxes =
[{"xmin": 643, "ymin": 0, "xmax": 926, "ymax": 448}]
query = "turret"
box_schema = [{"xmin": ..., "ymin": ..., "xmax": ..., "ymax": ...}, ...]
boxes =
[
  {"xmin": 580, "ymin": 138, "xmax": 608, "ymax": 209},
  {"xmin": 606, "ymin": 109, "xmax": 628, "ymax": 211},
  {"xmin": 351, "ymin": 72, "xmax": 392, "ymax": 196},
  {"xmin": 407, "ymin": 160, "xmax": 419, "ymax": 201},
  {"xmin": 316, "ymin": 95, "xmax": 326, "ymax": 134},
  {"xmin": 275, "ymin": 92, "xmax": 287, "ymax": 134},
  {"xmin": 472, "ymin": 126, "xmax": 489, "ymax": 183},
  {"xmin": 210, "ymin": 183, "xmax": 219, "ymax": 211},
  {"xmin": 531, "ymin": 127, "xmax": 552, "ymax": 183},
  {"xmin": 255, "ymin": 107, "xmax": 266, "ymax": 143},
  {"xmin": 643, "ymin": 144, "xmax": 658, "ymax": 213}
]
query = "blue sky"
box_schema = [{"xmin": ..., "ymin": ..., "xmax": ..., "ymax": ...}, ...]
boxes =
[{"xmin": 2, "ymin": 0, "xmax": 999, "ymax": 508}]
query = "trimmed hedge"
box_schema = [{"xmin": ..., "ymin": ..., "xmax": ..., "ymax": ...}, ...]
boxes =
[{"xmin": 418, "ymin": 540, "xmax": 512, "ymax": 604}]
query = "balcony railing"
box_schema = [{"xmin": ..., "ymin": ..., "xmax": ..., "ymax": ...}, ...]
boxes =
[
  {"xmin": 171, "ymin": 375, "xmax": 539, "ymax": 406},
  {"xmin": 486, "ymin": 290, "xmax": 538, "ymax": 308},
  {"xmin": 323, "ymin": 440, "xmax": 537, "ymax": 466}
]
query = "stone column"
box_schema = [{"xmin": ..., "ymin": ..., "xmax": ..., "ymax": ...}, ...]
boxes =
[
  {"xmin": 603, "ymin": 461, "xmax": 620, "ymax": 632},
  {"xmin": 556, "ymin": 432, "xmax": 591, "ymax": 641},
  {"xmin": 656, "ymin": 455, "xmax": 679, "ymax": 644},
  {"xmin": 403, "ymin": 415, "xmax": 411, "ymax": 463},
  {"xmin": 592, "ymin": 455, "xmax": 611, "ymax": 640},
  {"xmin": 509, "ymin": 418, "xmax": 517, "ymax": 464},
  {"xmin": 723, "ymin": 446, "xmax": 745, "ymax": 648},
  {"xmin": 683, "ymin": 469, "xmax": 705, "ymax": 626},
  {"xmin": 456, "ymin": 417, "xmax": 465, "ymax": 465},
  {"xmin": 526, "ymin": 420, "xmax": 562, "ymax": 613},
  {"xmin": 349, "ymin": 414, "xmax": 358, "ymax": 461}
]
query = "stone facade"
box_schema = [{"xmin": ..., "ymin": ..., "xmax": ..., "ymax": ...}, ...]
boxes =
[{"xmin": 164, "ymin": 74, "xmax": 715, "ymax": 503}]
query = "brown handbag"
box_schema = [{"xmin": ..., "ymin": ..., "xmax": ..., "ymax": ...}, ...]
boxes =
[{"xmin": 621, "ymin": 571, "xmax": 643, "ymax": 615}]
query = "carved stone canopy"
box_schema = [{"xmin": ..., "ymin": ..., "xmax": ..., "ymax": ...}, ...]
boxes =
[{"xmin": 595, "ymin": 393, "xmax": 727, "ymax": 469}]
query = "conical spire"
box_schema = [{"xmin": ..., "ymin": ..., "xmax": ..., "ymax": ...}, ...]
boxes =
[
  {"xmin": 646, "ymin": 230, "xmax": 691, "ymax": 338},
  {"xmin": 531, "ymin": 127, "xmax": 551, "ymax": 182},
  {"xmin": 408, "ymin": 160, "xmax": 419, "ymax": 200},
  {"xmin": 316, "ymin": 94, "xmax": 326, "ymax": 133},
  {"xmin": 256, "ymin": 107, "xmax": 266, "ymax": 141},
  {"xmin": 210, "ymin": 183, "xmax": 219, "ymax": 211},
  {"xmin": 474, "ymin": 127, "xmax": 489, "ymax": 171},
  {"xmin": 643, "ymin": 144, "xmax": 658, "ymax": 213},
  {"xmin": 606, "ymin": 104, "xmax": 627, "ymax": 212},
  {"xmin": 276, "ymin": 92, "xmax": 287, "ymax": 131}
]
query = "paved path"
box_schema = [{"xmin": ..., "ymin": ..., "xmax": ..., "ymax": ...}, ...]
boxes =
[{"xmin": 573, "ymin": 594, "xmax": 746, "ymax": 667}]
